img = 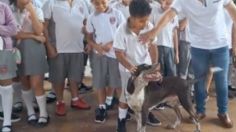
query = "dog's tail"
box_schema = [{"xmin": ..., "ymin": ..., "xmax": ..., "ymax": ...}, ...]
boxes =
[{"xmin": 187, "ymin": 67, "xmax": 223, "ymax": 85}]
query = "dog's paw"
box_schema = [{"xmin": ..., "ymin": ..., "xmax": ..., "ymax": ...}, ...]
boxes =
[{"xmin": 166, "ymin": 124, "xmax": 176, "ymax": 129}]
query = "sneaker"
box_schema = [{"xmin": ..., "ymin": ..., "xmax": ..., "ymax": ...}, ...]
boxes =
[
  {"xmin": 78, "ymin": 83, "xmax": 93, "ymax": 94},
  {"xmin": 0, "ymin": 112, "xmax": 21, "ymax": 123},
  {"xmin": 71, "ymin": 98, "xmax": 91, "ymax": 110},
  {"xmin": 46, "ymin": 91, "xmax": 56, "ymax": 104},
  {"xmin": 12, "ymin": 102, "xmax": 23, "ymax": 113},
  {"xmin": 56, "ymin": 101, "xmax": 66, "ymax": 116},
  {"xmin": 95, "ymin": 108, "xmax": 107, "ymax": 123},
  {"xmin": 117, "ymin": 118, "xmax": 127, "ymax": 132},
  {"xmin": 146, "ymin": 112, "xmax": 161, "ymax": 126},
  {"xmin": 228, "ymin": 85, "xmax": 236, "ymax": 91}
]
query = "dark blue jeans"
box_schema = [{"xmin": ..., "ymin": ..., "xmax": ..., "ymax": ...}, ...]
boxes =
[{"xmin": 191, "ymin": 46, "xmax": 229, "ymax": 114}]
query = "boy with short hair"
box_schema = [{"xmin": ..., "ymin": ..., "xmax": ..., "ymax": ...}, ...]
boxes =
[
  {"xmin": 113, "ymin": 0, "xmax": 161, "ymax": 131},
  {"xmin": 86, "ymin": 0, "xmax": 124, "ymax": 123}
]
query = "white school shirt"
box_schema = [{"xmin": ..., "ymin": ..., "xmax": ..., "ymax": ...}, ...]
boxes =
[
  {"xmin": 113, "ymin": 21, "xmax": 157, "ymax": 72},
  {"xmin": 11, "ymin": 5, "xmax": 44, "ymax": 33},
  {"xmin": 224, "ymin": 11, "xmax": 233, "ymax": 49},
  {"xmin": 112, "ymin": 1, "xmax": 130, "ymax": 19},
  {"xmin": 86, "ymin": 7, "xmax": 125, "ymax": 58},
  {"xmin": 151, "ymin": 6, "xmax": 178, "ymax": 48},
  {"xmin": 43, "ymin": 0, "xmax": 89, "ymax": 53},
  {"xmin": 171, "ymin": 0, "xmax": 231, "ymax": 49}
]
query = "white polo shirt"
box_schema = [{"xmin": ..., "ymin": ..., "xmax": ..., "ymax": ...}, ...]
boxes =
[
  {"xmin": 224, "ymin": 11, "xmax": 233, "ymax": 49},
  {"xmin": 112, "ymin": 1, "xmax": 130, "ymax": 19},
  {"xmin": 171, "ymin": 0, "xmax": 231, "ymax": 49},
  {"xmin": 86, "ymin": 7, "xmax": 125, "ymax": 58},
  {"xmin": 151, "ymin": 5, "xmax": 178, "ymax": 48},
  {"xmin": 43, "ymin": 0, "xmax": 89, "ymax": 53},
  {"xmin": 113, "ymin": 21, "xmax": 157, "ymax": 72}
]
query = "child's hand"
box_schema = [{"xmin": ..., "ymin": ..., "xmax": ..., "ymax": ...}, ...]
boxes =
[
  {"xmin": 128, "ymin": 65, "xmax": 137, "ymax": 74},
  {"xmin": 84, "ymin": 44, "xmax": 92, "ymax": 54},
  {"xmin": 34, "ymin": 35, "xmax": 46, "ymax": 44},
  {"xmin": 175, "ymin": 53, "xmax": 179, "ymax": 64},
  {"xmin": 25, "ymin": 2, "xmax": 35, "ymax": 13},
  {"xmin": 94, "ymin": 44, "xmax": 105, "ymax": 55},
  {"xmin": 102, "ymin": 42, "xmax": 112, "ymax": 52}
]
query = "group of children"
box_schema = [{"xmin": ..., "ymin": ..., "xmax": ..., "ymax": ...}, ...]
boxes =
[{"xmin": 0, "ymin": 0, "xmax": 236, "ymax": 132}]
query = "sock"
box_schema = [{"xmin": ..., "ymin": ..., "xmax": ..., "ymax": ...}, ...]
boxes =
[
  {"xmin": 13, "ymin": 82, "xmax": 23, "ymax": 104},
  {"xmin": 105, "ymin": 96, "xmax": 113, "ymax": 105},
  {"xmin": 0, "ymin": 85, "xmax": 13, "ymax": 126},
  {"xmin": 118, "ymin": 107, "xmax": 128, "ymax": 120},
  {"xmin": 99, "ymin": 104, "xmax": 106, "ymax": 109},
  {"xmin": 36, "ymin": 95, "xmax": 48, "ymax": 123},
  {"xmin": 72, "ymin": 97, "xmax": 79, "ymax": 101},
  {"xmin": 22, "ymin": 89, "xmax": 36, "ymax": 119}
]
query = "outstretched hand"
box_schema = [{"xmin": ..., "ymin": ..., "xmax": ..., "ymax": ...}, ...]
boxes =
[{"xmin": 138, "ymin": 30, "xmax": 155, "ymax": 44}]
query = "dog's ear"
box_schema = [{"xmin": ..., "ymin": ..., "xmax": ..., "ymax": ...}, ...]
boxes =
[
  {"xmin": 134, "ymin": 64, "xmax": 152, "ymax": 76},
  {"xmin": 127, "ymin": 77, "xmax": 135, "ymax": 94}
]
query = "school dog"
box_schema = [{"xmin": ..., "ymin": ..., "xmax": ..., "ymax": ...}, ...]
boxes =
[{"xmin": 126, "ymin": 63, "xmax": 222, "ymax": 132}]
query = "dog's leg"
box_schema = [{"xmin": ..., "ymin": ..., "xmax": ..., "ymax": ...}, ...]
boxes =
[
  {"xmin": 178, "ymin": 91, "xmax": 201, "ymax": 132},
  {"xmin": 135, "ymin": 112, "xmax": 143, "ymax": 132},
  {"xmin": 140, "ymin": 105, "xmax": 148, "ymax": 132},
  {"xmin": 166, "ymin": 105, "xmax": 181, "ymax": 129}
]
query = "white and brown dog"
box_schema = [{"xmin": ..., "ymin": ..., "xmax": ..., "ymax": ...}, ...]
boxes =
[{"xmin": 125, "ymin": 64, "xmax": 223, "ymax": 132}]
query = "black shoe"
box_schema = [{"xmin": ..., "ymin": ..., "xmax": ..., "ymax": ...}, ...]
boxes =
[
  {"xmin": 1, "ymin": 125, "xmax": 12, "ymax": 132},
  {"xmin": 46, "ymin": 91, "xmax": 56, "ymax": 104},
  {"xmin": 27, "ymin": 114, "xmax": 38, "ymax": 126},
  {"xmin": 0, "ymin": 112, "xmax": 21, "ymax": 123},
  {"xmin": 12, "ymin": 102, "xmax": 23, "ymax": 113},
  {"xmin": 95, "ymin": 108, "xmax": 107, "ymax": 124},
  {"xmin": 228, "ymin": 85, "xmax": 236, "ymax": 91},
  {"xmin": 146, "ymin": 112, "xmax": 161, "ymax": 126},
  {"xmin": 35, "ymin": 116, "xmax": 50, "ymax": 128},
  {"xmin": 105, "ymin": 103, "xmax": 113, "ymax": 110},
  {"xmin": 78, "ymin": 83, "xmax": 93, "ymax": 94},
  {"xmin": 117, "ymin": 118, "xmax": 126, "ymax": 132}
]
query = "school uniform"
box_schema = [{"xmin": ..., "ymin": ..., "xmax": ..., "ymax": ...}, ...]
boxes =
[
  {"xmin": 12, "ymin": 5, "xmax": 48, "ymax": 76},
  {"xmin": 151, "ymin": 5, "xmax": 179, "ymax": 77},
  {"xmin": 112, "ymin": 1, "xmax": 130, "ymax": 19},
  {"xmin": 86, "ymin": 7, "xmax": 124, "ymax": 89},
  {"xmin": 113, "ymin": 21, "xmax": 157, "ymax": 103},
  {"xmin": 43, "ymin": 0, "xmax": 89, "ymax": 83}
]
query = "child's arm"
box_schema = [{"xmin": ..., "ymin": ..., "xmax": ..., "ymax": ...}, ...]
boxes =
[
  {"xmin": 87, "ymin": 33, "xmax": 105, "ymax": 55},
  {"xmin": 173, "ymin": 27, "xmax": 179, "ymax": 64},
  {"xmin": 102, "ymin": 41, "xmax": 113, "ymax": 52},
  {"xmin": 115, "ymin": 50, "xmax": 137, "ymax": 73},
  {"xmin": 16, "ymin": 31, "xmax": 45, "ymax": 43},
  {"xmin": 148, "ymin": 43, "xmax": 158, "ymax": 64},
  {"xmin": 25, "ymin": 3, "xmax": 44, "ymax": 35}
]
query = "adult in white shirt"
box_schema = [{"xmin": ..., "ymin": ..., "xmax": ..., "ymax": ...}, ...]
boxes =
[{"xmin": 139, "ymin": 0, "xmax": 236, "ymax": 128}]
